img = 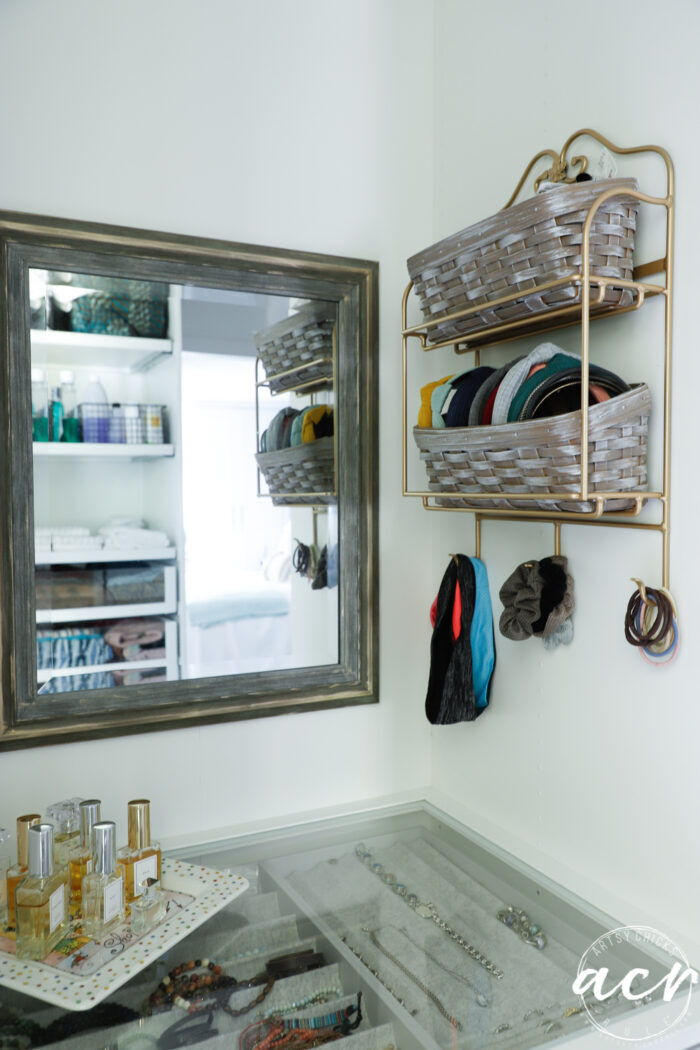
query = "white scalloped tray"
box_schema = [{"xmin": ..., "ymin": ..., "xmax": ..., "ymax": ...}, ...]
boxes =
[{"xmin": 0, "ymin": 858, "xmax": 248, "ymax": 1011}]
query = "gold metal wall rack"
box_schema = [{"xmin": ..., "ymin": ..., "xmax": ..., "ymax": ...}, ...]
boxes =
[{"xmin": 402, "ymin": 129, "xmax": 674, "ymax": 590}]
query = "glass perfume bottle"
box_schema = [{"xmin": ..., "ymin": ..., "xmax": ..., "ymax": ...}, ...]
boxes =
[
  {"xmin": 46, "ymin": 798, "xmax": 82, "ymax": 871},
  {"xmin": 130, "ymin": 877, "xmax": 166, "ymax": 936},
  {"xmin": 0, "ymin": 828, "xmax": 10, "ymax": 925},
  {"xmin": 15, "ymin": 823, "xmax": 69, "ymax": 960},
  {"xmin": 69, "ymin": 799, "xmax": 101, "ymax": 904},
  {"xmin": 118, "ymin": 800, "xmax": 161, "ymax": 903},
  {"xmin": 6, "ymin": 813, "xmax": 41, "ymax": 923},
  {"xmin": 81, "ymin": 821, "xmax": 126, "ymax": 940}
]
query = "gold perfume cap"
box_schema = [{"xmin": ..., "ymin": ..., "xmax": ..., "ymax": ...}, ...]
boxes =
[
  {"xmin": 127, "ymin": 799, "xmax": 151, "ymax": 850},
  {"xmin": 16, "ymin": 813, "xmax": 41, "ymax": 867}
]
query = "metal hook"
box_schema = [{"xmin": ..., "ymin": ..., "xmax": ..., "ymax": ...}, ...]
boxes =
[{"xmin": 631, "ymin": 577, "xmax": 650, "ymax": 604}]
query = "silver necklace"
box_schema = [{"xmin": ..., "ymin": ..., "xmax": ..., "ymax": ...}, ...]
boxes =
[
  {"xmin": 363, "ymin": 927, "xmax": 463, "ymax": 1031},
  {"xmin": 341, "ymin": 934, "xmax": 418, "ymax": 1017},
  {"xmin": 393, "ymin": 925, "xmax": 490, "ymax": 1007},
  {"xmin": 355, "ymin": 843, "xmax": 504, "ymax": 979}
]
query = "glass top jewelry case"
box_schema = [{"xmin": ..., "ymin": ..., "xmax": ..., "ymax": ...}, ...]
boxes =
[{"xmin": 0, "ymin": 805, "xmax": 697, "ymax": 1050}]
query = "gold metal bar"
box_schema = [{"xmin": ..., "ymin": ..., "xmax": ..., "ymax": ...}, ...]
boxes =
[
  {"xmin": 402, "ymin": 273, "xmax": 665, "ymax": 342},
  {"xmin": 580, "ymin": 229, "xmax": 591, "ymax": 502},
  {"xmin": 403, "ymin": 285, "xmax": 661, "ymax": 357},
  {"xmin": 402, "ymin": 275, "xmax": 584, "ymax": 336},
  {"xmin": 553, "ymin": 522, "xmax": 561, "ymax": 556},
  {"xmin": 633, "ymin": 258, "xmax": 667, "ymax": 281},
  {"xmin": 475, "ymin": 514, "xmax": 481, "ymax": 560},
  {"xmin": 662, "ymin": 160, "xmax": 675, "ymax": 590},
  {"xmin": 403, "ymin": 488, "xmax": 663, "ymax": 503},
  {"xmin": 423, "ymin": 502, "xmax": 666, "ymax": 530},
  {"xmin": 447, "ymin": 299, "xmax": 652, "ymax": 355},
  {"xmin": 255, "ymin": 356, "xmax": 333, "ymax": 387},
  {"xmin": 402, "ymin": 286, "xmax": 411, "ymax": 496},
  {"xmin": 474, "ymin": 350, "xmax": 480, "ymax": 367}
]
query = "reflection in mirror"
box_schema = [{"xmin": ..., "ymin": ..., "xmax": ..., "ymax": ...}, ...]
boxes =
[{"xmin": 30, "ymin": 271, "xmax": 339, "ymax": 696}]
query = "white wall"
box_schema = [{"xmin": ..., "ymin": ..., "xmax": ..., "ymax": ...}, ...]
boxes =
[
  {"xmin": 0, "ymin": 0, "xmax": 435, "ymax": 843},
  {"xmin": 428, "ymin": 0, "xmax": 700, "ymax": 953}
]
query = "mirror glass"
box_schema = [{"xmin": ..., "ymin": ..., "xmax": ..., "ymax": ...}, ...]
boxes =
[{"xmin": 29, "ymin": 271, "xmax": 339, "ymax": 696}]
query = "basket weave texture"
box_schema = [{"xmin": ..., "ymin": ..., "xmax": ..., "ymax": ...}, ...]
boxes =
[
  {"xmin": 254, "ymin": 303, "xmax": 335, "ymax": 394},
  {"xmin": 255, "ymin": 436, "xmax": 335, "ymax": 506},
  {"xmin": 407, "ymin": 179, "xmax": 639, "ymax": 344},
  {"xmin": 413, "ymin": 384, "xmax": 650, "ymax": 512}
]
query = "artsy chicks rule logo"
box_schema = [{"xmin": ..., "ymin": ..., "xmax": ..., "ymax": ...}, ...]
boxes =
[{"xmin": 573, "ymin": 925, "xmax": 698, "ymax": 1042}]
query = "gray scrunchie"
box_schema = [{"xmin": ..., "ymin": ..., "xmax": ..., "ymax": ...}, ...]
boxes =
[{"xmin": 498, "ymin": 561, "xmax": 542, "ymax": 641}]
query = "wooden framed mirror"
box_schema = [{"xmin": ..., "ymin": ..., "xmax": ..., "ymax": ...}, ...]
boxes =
[{"xmin": 0, "ymin": 210, "xmax": 378, "ymax": 749}]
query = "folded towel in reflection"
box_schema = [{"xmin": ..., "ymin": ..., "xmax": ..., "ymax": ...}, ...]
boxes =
[
  {"xmin": 100, "ymin": 526, "xmax": 171, "ymax": 549},
  {"xmin": 52, "ymin": 535, "xmax": 104, "ymax": 551},
  {"xmin": 103, "ymin": 618, "xmax": 165, "ymax": 650}
]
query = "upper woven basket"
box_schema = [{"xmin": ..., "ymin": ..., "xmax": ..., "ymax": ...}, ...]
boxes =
[
  {"xmin": 254, "ymin": 302, "xmax": 336, "ymax": 394},
  {"xmin": 407, "ymin": 178, "xmax": 639, "ymax": 344}
]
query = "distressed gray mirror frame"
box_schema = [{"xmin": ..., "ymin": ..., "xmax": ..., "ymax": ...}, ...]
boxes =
[{"xmin": 0, "ymin": 210, "xmax": 378, "ymax": 751}]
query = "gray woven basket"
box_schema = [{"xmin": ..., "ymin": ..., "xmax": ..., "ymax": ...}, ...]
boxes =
[
  {"xmin": 413, "ymin": 384, "xmax": 650, "ymax": 512},
  {"xmin": 256, "ymin": 436, "xmax": 336, "ymax": 506},
  {"xmin": 254, "ymin": 303, "xmax": 335, "ymax": 394},
  {"xmin": 407, "ymin": 179, "xmax": 639, "ymax": 344}
]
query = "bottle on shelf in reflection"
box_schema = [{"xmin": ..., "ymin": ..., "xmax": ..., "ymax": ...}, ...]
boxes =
[
  {"xmin": 81, "ymin": 821, "xmax": 126, "ymax": 940},
  {"xmin": 69, "ymin": 799, "xmax": 101, "ymax": 904},
  {"xmin": 15, "ymin": 823, "xmax": 69, "ymax": 960},
  {"xmin": 6, "ymin": 814, "xmax": 41, "ymax": 923},
  {"xmin": 45, "ymin": 798, "xmax": 81, "ymax": 872},
  {"xmin": 118, "ymin": 799, "xmax": 161, "ymax": 904}
]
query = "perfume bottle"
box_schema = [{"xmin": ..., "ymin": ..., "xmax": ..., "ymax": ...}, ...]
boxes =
[
  {"xmin": 81, "ymin": 822, "xmax": 125, "ymax": 940},
  {"xmin": 46, "ymin": 798, "xmax": 82, "ymax": 871},
  {"xmin": 69, "ymin": 799, "xmax": 101, "ymax": 904},
  {"xmin": 118, "ymin": 800, "xmax": 161, "ymax": 903},
  {"xmin": 0, "ymin": 828, "xmax": 10, "ymax": 924},
  {"xmin": 15, "ymin": 824, "xmax": 69, "ymax": 960},
  {"xmin": 6, "ymin": 814, "xmax": 41, "ymax": 923},
  {"xmin": 130, "ymin": 877, "xmax": 166, "ymax": 936}
]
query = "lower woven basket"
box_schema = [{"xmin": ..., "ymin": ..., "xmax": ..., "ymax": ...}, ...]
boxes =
[
  {"xmin": 413, "ymin": 384, "xmax": 650, "ymax": 512},
  {"xmin": 256, "ymin": 436, "xmax": 336, "ymax": 506}
]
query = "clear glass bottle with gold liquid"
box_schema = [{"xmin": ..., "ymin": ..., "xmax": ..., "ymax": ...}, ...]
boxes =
[
  {"xmin": 81, "ymin": 821, "xmax": 126, "ymax": 940},
  {"xmin": 6, "ymin": 814, "xmax": 41, "ymax": 924},
  {"xmin": 46, "ymin": 798, "xmax": 81, "ymax": 872},
  {"xmin": 118, "ymin": 799, "xmax": 161, "ymax": 903},
  {"xmin": 69, "ymin": 799, "xmax": 101, "ymax": 904},
  {"xmin": 15, "ymin": 823, "xmax": 69, "ymax": 960}
]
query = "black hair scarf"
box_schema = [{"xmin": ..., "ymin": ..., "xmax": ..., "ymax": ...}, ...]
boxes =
[{"xmin": 426, "ymin": 554, "xmax": 491, "ymax": 725}]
